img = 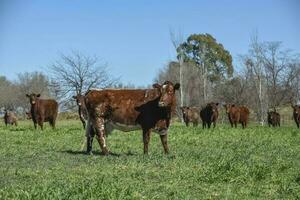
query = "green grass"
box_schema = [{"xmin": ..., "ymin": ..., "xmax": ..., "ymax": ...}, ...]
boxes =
[{"xmin": 0, "ymin": 120, "xmax": 300, "ymax": 199}]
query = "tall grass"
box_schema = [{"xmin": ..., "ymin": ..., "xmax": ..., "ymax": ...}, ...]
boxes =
[{"xmin": 0, "ymin": 120, "xmax": 299, "ymax": 199}]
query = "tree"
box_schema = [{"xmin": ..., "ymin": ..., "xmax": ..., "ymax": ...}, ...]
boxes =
[
  {"xmin": 178, "ymin": 33, "xmax": 233, "ymax": 102},
  {"xmin": 48, "ymin": 51, "xmax": 118, "ymax": 108}
]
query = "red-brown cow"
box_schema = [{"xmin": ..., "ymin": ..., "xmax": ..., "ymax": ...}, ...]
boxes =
[
  {"xmin": 26, "ymin": 93, "xmax": 58, "ymax": 130},
  {"xmin": 84, "ymin": 81, "xmax": 180, "ymax": 155},
  {"xmin": 180, "ymin": 106, "xmax": 200, "ymax": 127},
  {"xmin": 73, "ymin": 94, "xmax": 88, "ymax": 129},
  {"xmin": 4, "ymin": 110, "xmax": 18, "ymax": 126},
  {"xmin": 267, "ymin": 110, "xmax": 280, "ymax": 127},
  {"xmin": 224, "ymin": 104, "xmax": 249, "ymax": 129},
  {"xmin": 291, "ymin": 104, "xmax": 300, "ymax": 128}
]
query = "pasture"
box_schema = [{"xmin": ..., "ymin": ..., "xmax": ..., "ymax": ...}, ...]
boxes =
[{"xmin": 0, "ymin": 120, "xmax": 300, "ymax": 199}]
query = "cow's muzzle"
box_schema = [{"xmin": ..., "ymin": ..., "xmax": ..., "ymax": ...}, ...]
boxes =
[{"xmin": 158, "ymin": 101, "xmax": 166, "ymax": 107}]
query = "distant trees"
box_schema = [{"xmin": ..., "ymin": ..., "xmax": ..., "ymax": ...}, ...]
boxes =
[{"xmin": 156, "ymin": 32, "xmax": 300, "ymax": 124}]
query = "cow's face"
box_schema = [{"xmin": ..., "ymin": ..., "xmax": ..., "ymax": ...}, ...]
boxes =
[
  {"xmin": 153, "ymin": 81, "xmax": 180, "ymax": 107},
  {"xmin": 26, "ymin": 93, "xmax": 41, "ymax": 105},
  {"xmin": 180, "ymin": 106, "xmax": 189, "ymax": 116},
  {"xmin": 223, "ymin": 104, "xmax": 233, "ymax": 114},
  {"xmin": 292, "ymin": 105, "xmax": 300, "ymax": 115},
  {"xmin": 72, "ymin": 95, "xmax": 85, "ymax": 107},
  {"xmin": 209, "ymin": 102, "xmax": 219, "ymax": 114}
]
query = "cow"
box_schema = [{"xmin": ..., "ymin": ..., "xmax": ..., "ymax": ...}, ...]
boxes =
[
  {"xmin": 267, "ymin": 110, "xmax": 280, "ymax": 127},
  {"xmin": 26, "ymin": 93, "xmax": 58, "ymax": 130},
  {"xmin": 180, "ymin": 106, "xmax": 200, "ymax": 127},
  {"xmin": 200, "ymin": 102, "xmax": 219, "ymax": 129},
  {"xmin": 4, "ymin": 110, "xmax": 18, "ymax": 126},
  {"xmin": 224, "ymin": 104, "xmax": 249, "ymax": 129},
  {"xmin": 72, "ymin": 94, "xmax": 88, "ymax": 129},
  {"xmin": 291, "ymin": 104, "xmax": 300, "ymax": 128},
  {"xmin": 84, "ymin": 81, "xmax": 180, "ymax": 155}
]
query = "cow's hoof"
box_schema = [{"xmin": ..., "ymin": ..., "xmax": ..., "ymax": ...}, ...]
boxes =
[{"xmin": 86, "ymin": 151, "xmax": 93, "ymax": 155}]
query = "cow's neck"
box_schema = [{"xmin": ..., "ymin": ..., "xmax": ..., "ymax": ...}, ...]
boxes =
[{"xmin": 30, "ymin": 100, "xmax": 40, "ymax": 120}]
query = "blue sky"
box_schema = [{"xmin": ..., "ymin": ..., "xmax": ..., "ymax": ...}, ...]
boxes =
[{"xmin": 0, "ymin": 0, "xmax": 299, "ymax": 86}]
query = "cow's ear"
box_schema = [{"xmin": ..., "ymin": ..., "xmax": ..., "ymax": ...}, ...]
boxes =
[
  {"xmin": 152, "ymin": 83, "xmax": 161, "ymax": 89},
  {"xmin": 216, "ymin": 103, "xmax": 219, "ymax": 106},
  {"xmin": 232, "ymin": 104, "xmax": 235, "ymax": 107},
  {"xmin": 187, "ymin": 106, "xmax": 189, "ymax": 109},
  {"xmin": 36, "ymin": 94, "xmax": 41, "ymax": 97},
  {"xmin": 174, "ymin": 83, "xmax": 180, "ymax": 90},
  {"xmin": 72, "ymin": 96, "xmax": 77, "ymax": 99},
  {"xmin": 26, "ymin": 94, "xmax": 30, "ymax": 97}
]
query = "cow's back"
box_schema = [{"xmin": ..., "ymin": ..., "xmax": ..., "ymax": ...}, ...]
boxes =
[
  {"xmin": 188, "ymin": 107, "xmax": 200, "ymax": 122},
  {"xmin": 37, "ymin": 99, "xmax": 58, "ymax": 120},
  {"xmin": 85, "ymin": 89, "xmax": 160, "ymax": 126}
]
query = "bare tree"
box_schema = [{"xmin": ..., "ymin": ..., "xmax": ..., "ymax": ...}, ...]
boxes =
[{"xmin": 48, "ymin": 51, "xmax": 118, "ymax": 107}]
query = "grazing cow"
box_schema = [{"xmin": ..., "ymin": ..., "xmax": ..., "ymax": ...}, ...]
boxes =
[
  {"xmin": 200, "ymin": 102, "xmax": 219, "ymax": 129},
  {"xmin": 180, "ymin": 106, "xmax": 200, "ymax": 127},
  {"xmin": 73, "ymin": 94, "xmax": 88, "ymax": 129},
  {"xmin": 291, "ymin": 104, "xmax": 300, "ymax": 128},
  {"xmin": 4, "ymin": 110, "xmax": 18, "ymax": 126},
  {"xmin": 224, "ymin": 104, "xmax": 249, "ymax": 129},
  {"xmin": 267, "ymin": 110, "xmax": 280, "ymax": 127},
  {"xmin": 84, "ymin": 81, "xmax": 180, "ymax": 155},
  {"xmin": 26, "ymin": 93, "xmax": 58, "ymax": 130}
]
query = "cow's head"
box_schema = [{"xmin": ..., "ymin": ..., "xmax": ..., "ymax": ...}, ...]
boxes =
[
  {"xmin": 223, "ymin": 103, "xmax": 234, "ymax": 114},
  {"xmin": 291, "ymin": 104, "xmax": 300, "ymax": 115},
  {"xmin": 209, "ymin": 102, "xmax": 219, "ymax": 114},
  {"xmin": 153, "ymin": 81, "xmax": 180, "ymax": 107},
  {"xmin": 180, "ymin": 106, "xmax": 189, "ymax": 115},
  {"xmin": 26, "ymin": 93, "xmax": 41, "ymax": 105},
  {"xmin": 72, "ymin": 94, "xmax": 85, "ymax": 107}
]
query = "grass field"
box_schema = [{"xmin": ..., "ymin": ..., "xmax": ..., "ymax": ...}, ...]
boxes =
[{"xmin": 0, "ymin": 120, "xmax": 300, "ymax": 199}]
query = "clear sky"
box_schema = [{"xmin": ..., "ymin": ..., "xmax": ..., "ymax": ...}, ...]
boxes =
[{"xmin": 0, "ymin": 0, "xmax": 299, "ymax": 86}]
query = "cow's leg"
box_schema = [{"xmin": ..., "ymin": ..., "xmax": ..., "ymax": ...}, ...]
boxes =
[
  {"xmin": 85, "ymin": 121, "xmax": 95, "ymax": 154},
  {"xmin": 143, "ymin": 129, "xmax": 151, "ymax": 154},
  {"xmin": 234, "ymin": 122, "xmax": 237, "ymax": 128},
  {"xmin": 213, "ymin": 121, "xmax": 216, "ymax": 128},
  {"xmin": 38, "ymin": 118, "xmax": 44, "ymax": 130},
  {"xmin": 94, "ymin": 117, "xmax": 109, "ymax": 155},
  {"xmin": 160, "ymin": 134, "xmax": 169, "ymax": 154},
  {"xmin": 208, "ymin": 122, "xmax": 211, "ymax": 129}
]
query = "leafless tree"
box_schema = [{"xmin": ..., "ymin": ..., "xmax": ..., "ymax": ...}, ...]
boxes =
[{"xmin": 48, "ymin": 51, "xmax": 118, "ymax": 107}]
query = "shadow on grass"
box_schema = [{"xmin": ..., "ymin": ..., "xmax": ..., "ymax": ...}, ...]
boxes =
[{"xmin": 60, "ymin": 150, "xmax": 136, "ymax": 157}]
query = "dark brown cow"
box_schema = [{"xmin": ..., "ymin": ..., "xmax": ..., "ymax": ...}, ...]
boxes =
[
  {"xmin": 180, "ymin": 106, "xmax": 200, "ymax": 127},
  {"xmin": 73, "ymin": 94, "xmax": 88, "ymax": 129},
  {"xmin": 26, "ymin": 93, "xmax": 58, "ymax": 130},
  {"xmin": 291, "ymin": 104, "xmax": 300, "ymax": 128},
  {"xmin": 200, "ymin": 102, "xmax": 219, "ymax": 129},
  {"xmin": 84, "ymin": 81, "xmax": 180, "ymax": 155},
  {"xmin": 4, "ymin": 110, "xmax": 18, "ymax": 126},
  {"xmin": 267, "ymin": 110, "xmax": 280, "ymax": 127},
  {"xmin": 224, "ymin": 104, "xmax": 249, "ymax": 129}
]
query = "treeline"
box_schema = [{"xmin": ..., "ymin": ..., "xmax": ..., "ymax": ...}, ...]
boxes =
[{"xmin": 156, "ymin": 33, "xmax": 300, "ymax": 123}]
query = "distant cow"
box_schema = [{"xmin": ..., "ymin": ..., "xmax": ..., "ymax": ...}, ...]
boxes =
[
  {"xmin": 291, "ymin": 104, "xmax": 300, "ymax": 128},
  {"xmin": 4, "ymin": 110, "xmax": 18, "ymax": 126},
  {"xmin": 73, "ymin": 94, "xmax": 88, "ymax": 129},
  {"xmin": 84, "ymin": 81, "xmax": 180, "ymax": 155},
  {"xmin": 200, "ymin": 102, "xmax": 219, "ymax": 129},
  {"xmin": 26, "ymin": 93, "xmax": 58, "ymax": 130},
  {"xmin": 224, "ymin": 104, "xmax": 249, "ymax": 129},
  {"xmin": 25, "ymin": 111, "xmax": 32, "ymax": 119},
  {"xmin": 180, "ymin": 106, "xmax": 200, "ymax": 127},
  {"xmin": 267, "ymin": 110, "xmax": 280, "ymax": 127}
]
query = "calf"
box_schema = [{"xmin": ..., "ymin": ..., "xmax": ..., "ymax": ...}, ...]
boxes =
[
  {"xmin": 180, "ymin": 106, "xmax": 200, "ymax": 127},
  {"xmin": 200, "ymin": 102, "xmax": 219, "ymax": 129},
  {"xmin": 224, "ymin": 104, "xmax": 249, "ymax": 129},
  {"xmin": 291, "ymin": 104, "xmax": 300, "ymax": 128},
  {"xmin": 267, "ymin": 110, "xmax": 280, "ymax": 127},
  {"xmin": 73, "ymin": 94, "xmax": 88, "ymax": 129},
  {"xmin": 4, "ymin": 110, "xmax": 18, "ymax": 126},
  {"xmin": 25, "ymin": 111, "xmax": 32, "ymax": 119},
  {"xmin": 84, "ymin": 81, "xmax": 180, "ymax": 155},
  {"xmin": 26, "ymin": 93, "xmax": 58, "ymax": 130}
]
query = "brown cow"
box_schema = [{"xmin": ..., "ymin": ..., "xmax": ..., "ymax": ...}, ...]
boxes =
[
  {"xmin": 267, "ymin": 110, "xmax": 280, "ymax": 127},
  {"xmin": 200, "ymin": 102, "xmax": 219, "ymax": 129},
  {"xmin": 73, "ymin": 94, "xmax": 88, "ymax": 129},
  {"xmin": 26, "ymin": 93, "xmax": 58, "ymax": 130},
  {"xmin": 25, "ymin": 111, "xmax": 32, "ymax": 119},
  {"xmin": 4, "ymin": 110, "xmax": 18, "ymax": 126},
  {"xmin": 291, "ymin": 104, "xmax": 300, "ymax": 128},
  {"xmin": 180, "ymin": 106, "xmax": 200, "ymax": 127},
  {"xmin": 224, "ymin": 104, "xmax": 249, "ymax": 129},
  {"xmin": 84, "ymin": 81, "xmax": 180, "ymax": 155}
]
